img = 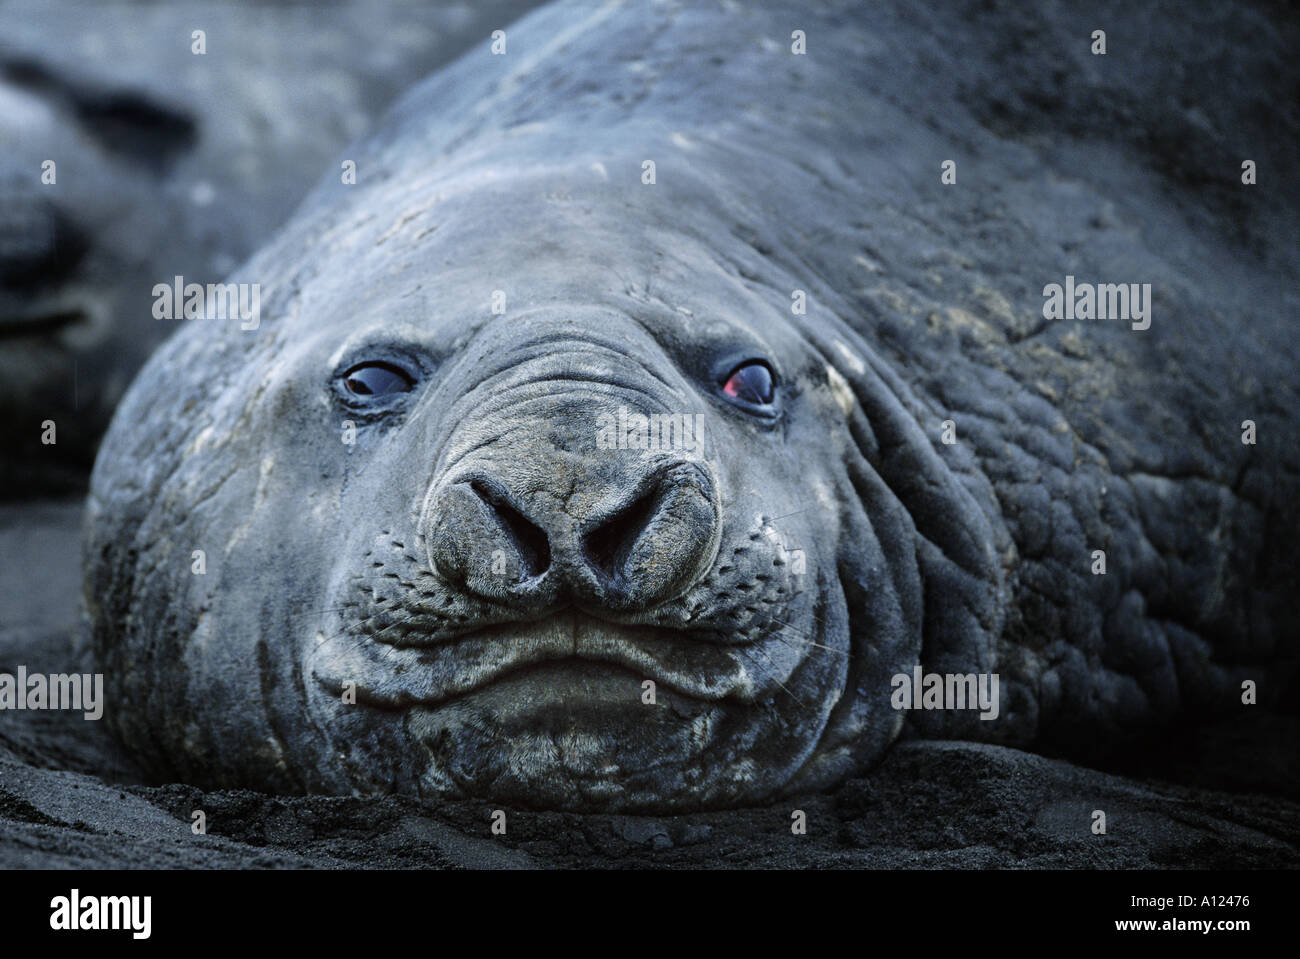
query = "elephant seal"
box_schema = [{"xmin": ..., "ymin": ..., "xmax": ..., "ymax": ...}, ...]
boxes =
[{"xmin": 85, "ymin": 0, "xmax": 1299, "ymax": 810}]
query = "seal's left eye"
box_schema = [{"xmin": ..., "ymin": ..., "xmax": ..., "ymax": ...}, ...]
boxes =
[
  {"xmin": 720, "ymin": 360, "xmax": 776, "ymax": 407},
  {"xmin": 343, "ymin": 362, "xmax": 413, "ymax": 397}
]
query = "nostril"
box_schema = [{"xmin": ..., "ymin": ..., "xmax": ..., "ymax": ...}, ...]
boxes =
[
  {"xmin": 469, "ymin": 480, "xmax": 551, "ymax": 579},
  {"xmin": 583, "ymin": 487, "xmax": 661, "ymax": 586}
]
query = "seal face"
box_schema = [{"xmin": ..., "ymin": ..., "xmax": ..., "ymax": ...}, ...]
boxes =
[{"xmin": 87, "ymin": 154, "xmax": 996, "ymax": 808}]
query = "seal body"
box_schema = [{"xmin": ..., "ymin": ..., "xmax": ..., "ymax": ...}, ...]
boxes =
[{"xmin": 85, "ymin": 0, "xmax": 1299, "ymax": 810}]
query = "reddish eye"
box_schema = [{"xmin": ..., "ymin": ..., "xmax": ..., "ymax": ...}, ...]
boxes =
[
  {"xmin": 721, "ymin": 360, "xmax": 775, "ymax": 406},
  {"xmin": 343, "ymin": 362, "xmax": 413, "ymax": 397}
]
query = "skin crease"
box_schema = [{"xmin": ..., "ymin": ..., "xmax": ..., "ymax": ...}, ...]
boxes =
[{"xmin": 84, "ymin": 0, "xmax": 1296, "ymax": 811}]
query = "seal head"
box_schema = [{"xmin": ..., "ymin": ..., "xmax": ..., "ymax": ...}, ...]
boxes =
[{"xmin": 85, "ymin": 132, "xmax": 1007, "ymax": 809}]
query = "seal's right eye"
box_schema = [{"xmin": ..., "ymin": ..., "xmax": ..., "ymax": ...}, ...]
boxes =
[{"xmin": 343, "ymin": 362, "xmax": 413, "ymax": 397}]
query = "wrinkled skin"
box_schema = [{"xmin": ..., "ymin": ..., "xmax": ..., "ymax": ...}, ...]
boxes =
[{"xmin": 85, "ymin": 0, "xmax": 1299, "ymax": 810}]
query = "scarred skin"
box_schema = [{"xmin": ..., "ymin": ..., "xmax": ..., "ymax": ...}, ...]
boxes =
[{"xmin": 84, "ymin": 0, "xmax": 1298, "ymax": 810}]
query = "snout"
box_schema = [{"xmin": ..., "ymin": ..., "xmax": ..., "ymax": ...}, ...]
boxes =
[{"xmin": 424, "ymin": 456, "xmax": 721, "ymax": 613}]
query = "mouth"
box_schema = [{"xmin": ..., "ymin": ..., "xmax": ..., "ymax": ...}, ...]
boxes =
[{"xmin": 311, "ymin": 608, "xmax": 772, "ymax": 711}]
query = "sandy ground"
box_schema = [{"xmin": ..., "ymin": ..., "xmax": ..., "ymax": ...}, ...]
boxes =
[{"xmin": 2, "ymin": 500, "xmax": 1296, "ymax": 869}]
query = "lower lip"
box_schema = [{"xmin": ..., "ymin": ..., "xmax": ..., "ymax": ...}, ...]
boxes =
[
  {"xmin": 434, "ymin": 658, "xmax": 657, "ymax": 706},
  {"xmin": 313, "ymin": 612, "xmax": 749, "ymax": 710}
]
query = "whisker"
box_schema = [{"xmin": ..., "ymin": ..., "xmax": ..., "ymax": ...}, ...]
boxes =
[
  {"xmin": 770, "ymin": 618, "xmax": 849, "ymax": 656},
  {"xmin": 764, "ymin": 505, "xmax": 820, "ymax": 523},
  {"xmin": 736, "ymin": 645, "xmax": 810, "ymax": 709}
]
